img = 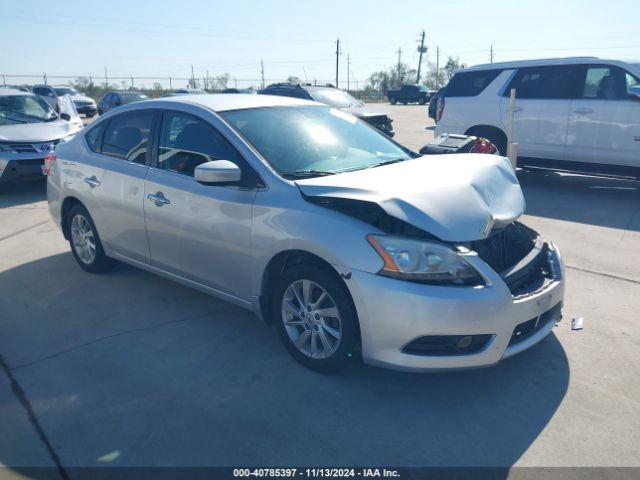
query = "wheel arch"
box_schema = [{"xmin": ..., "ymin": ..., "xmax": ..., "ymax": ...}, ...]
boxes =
[
  {"xmin": 464, "ymin": 124, "xmax": 508, "ymax": 154},
  {"xmin": 60, "ymin": 196, "xmax": 84, "ymax": 240}
]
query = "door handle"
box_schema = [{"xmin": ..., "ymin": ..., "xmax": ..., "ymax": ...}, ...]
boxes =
[
  {"xmin": 147, "ymin": 192, "xmax": 170, "ymax": 206},
  {"xmin": 574, "ymin": 108, "xmax": 594, "ymax": 114},
  {"xmin": 84, "ymin": 176, "xmax": 101, "ymax": 188}
]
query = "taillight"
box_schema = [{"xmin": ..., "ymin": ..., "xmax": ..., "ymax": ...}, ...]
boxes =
[
  {"xmin": 43, "ymin": 154, "xmax": 56, "ymax": 176},
  {"xmin": 435, "ymin": 97, "xmax": 445, "ymax": 123}
]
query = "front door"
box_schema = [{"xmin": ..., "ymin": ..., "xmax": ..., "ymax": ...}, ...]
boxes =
[
  {"xmin": 565, "ymin": 64, "xmax": 640, "ymax": 169},
  {"xmin": 143, "ymin": 110, "xmax": 257, "ymax": 300}
]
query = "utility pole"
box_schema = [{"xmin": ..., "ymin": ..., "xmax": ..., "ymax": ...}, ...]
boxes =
[
  {"xmin": 347, "ymin": 53, "xmax": 350, "ymax": 91},
  {"xmin": 130, "ymin": 76, "xmax": 134, "ymax": 89},
  {"xmin": 260, "ymin": 59, "xmax": 265, "ymax": 89},
  {"xmin": 104, "ymin": 66, "xmax": 108, "ymax": 88},
  {"xmin": 435, "ymin": 46, "xmax": 440, "ymax": 88},
  {"xmin": 490, "ymin": 44, "xmax": 495, "ymax": 63},
  {"xmin": 190, "ymin": 65, "xmax": 195, "ymax": 89},
  {"xmin": 2, "ymin": 75, "xmax": 5, "ymax": 86},
  {"xmin": 416, "ymin": 30, "xmax": 426, "ymax": 84},
  {"xmin": 335, "ymin": 38, "xmax": 340, "ymax": 87},
  {"xmin": 169, "ymin": 77, "xmax": 173, "ymax": 89},
  {"xmin": 43, "ymin": 73, "xmax": 47, "ymax": 85},
  {"xmin": 396, "ymin": 47, "xmax": 403, "ymax": 83}
]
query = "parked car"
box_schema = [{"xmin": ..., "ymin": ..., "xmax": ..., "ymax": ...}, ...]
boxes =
[
  {"xmin": 0, "ymin": 89, "xmax": 82, "ymax": 186},
  {"xmin": 386, "ymin": 84, "xmax": 432, "ymax": 105},
  {"xmin": 428, "ymin": 88, "xmax": 445, "ymax": 121},
  {"xmin": 435, "ymin": 57, "xmax": 640, "ymax": 178},
  {"xmin": 97, "ymin": 91, "xmax": 148, "ymax": 115},
  {"xmin": 161, "ymin": 89, "xmax": 207, "ymax": 97},
  {"xmin": 222, "ymin": 87, "xmax": 256, "ymax": 94},
  {"xmin": 259, "ymin": 83, "xmax": 394, "ymax": 136},
  {"xmin": 46, "ymin": 94, "xmax": 564, "ymax": 372},
  {"xmin": 32, "ymin": 85, "xmax": 98, "ymax": 117},
  {"xmin": 0, "ymin": 84, "xmax": 30, "ymax": 92}
]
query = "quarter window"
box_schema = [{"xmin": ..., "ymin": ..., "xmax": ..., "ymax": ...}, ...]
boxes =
[
  {"xmin": 445, "ymin": 69, "xmax": 502, "ymax": 97},
  {"xmin": 101, "ymin": 111, "xmax": 154, "ymax": 164},
  {"xmin": 507, "ymin": 65, "xmax": 582, "ymax": 99},
  {"xmin": 158, "ymin": 112, "xmax": 241, "ymax": 177}
]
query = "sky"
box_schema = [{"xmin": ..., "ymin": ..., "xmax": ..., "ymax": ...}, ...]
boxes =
[{"xmin": 1, "ymin": 0, "xmax": 639, "ymax": 89}]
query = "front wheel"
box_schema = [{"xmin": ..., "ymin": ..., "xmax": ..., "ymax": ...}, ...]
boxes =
[
  {"xmin": 418, "ymin": 97, "xmax": 426, "ymax": 105},
  {"xmin": 272, "ymin": 264, "xmax": 359, "ymax": 372},
  {"xmin": 389, "ymin": 97, "xmax": 397, "ymax": 105},
  {"xmin": 67, "ymin": 204, "xmax": 115, "ymax": 273}
]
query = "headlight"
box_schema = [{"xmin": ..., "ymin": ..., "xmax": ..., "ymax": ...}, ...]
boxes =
[{"xmin": 367, "ymin": 234, "xmax": 484, "ymax": 286}]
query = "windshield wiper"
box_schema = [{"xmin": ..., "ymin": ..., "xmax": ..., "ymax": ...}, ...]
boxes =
[
  {"xmin": 369, "ymin": 158, "xmax": 406, "ymax": 168},
  {"xmin": 281, "ymin": 170, "xmax": 337, "ymax": 179}
]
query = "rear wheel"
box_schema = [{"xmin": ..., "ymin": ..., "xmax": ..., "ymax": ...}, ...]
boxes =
[
  {"xmin": 67, "ymin": 204, "xmax": 115, "ymax": 273},
  {"xmin": 272, "ymin": 264, "xmax": 359, "ymax": 372},
  {"xmin": 389, "ymin": 97, "xmax": 397, "ymax": 105},
  {"xmin": 418, "ymin": 97, "xmax": 426, "ymax": 105}
]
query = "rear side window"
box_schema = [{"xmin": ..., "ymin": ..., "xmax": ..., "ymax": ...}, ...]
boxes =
[
  {"xmin": 506, "ymin": 65, "xmax": 583, "ymax": 99},
  {"xmin": 445, "ymin": 69, "xmax": 502, "ymax": 97},
  {"xmin": 101, "ymin": 111, "xmax": 155, "ymax": 164},
  {"xmin": 85, "ymin": 123, "xmax": 105, "ymax": 152}
]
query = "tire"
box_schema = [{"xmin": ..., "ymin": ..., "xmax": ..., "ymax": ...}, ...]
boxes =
[
  {"xmin": 86, "ymin": 112, "xmax": 96, "ymax": 118},
  {"xmin": 67, "ymin": 204, "xmax": 115, "ymax": 273},
  {"xmin": 418, "ymin": 97, "xmax": 426, "ymax": 105},
  {"xmin": 389, "ymin": 97, "xmax": 397, "ymax": 105},
  {"xmin": 97, "ymin": 109, "xmax": 103, "ymax": 116},
  {"xmin": 271, "ymin": 264, "xmax": 359, "ymax": 373}
]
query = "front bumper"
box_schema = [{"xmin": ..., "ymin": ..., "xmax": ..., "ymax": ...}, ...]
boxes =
[
  {"xmin": 75, "ymin": 104, "xmax": 97, "ymax": 115},
  {"xmin": 0, "ymin": 156, "xmax": 45, "ymax": 184},
  {"xmin": 340, "ymin": 246, "xmax": 565, "ymax": 371}
]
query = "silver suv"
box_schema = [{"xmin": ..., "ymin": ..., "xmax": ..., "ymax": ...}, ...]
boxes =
[{"xmin": 46, "ymin": 94, "xmax": 565, "ymax": 372}]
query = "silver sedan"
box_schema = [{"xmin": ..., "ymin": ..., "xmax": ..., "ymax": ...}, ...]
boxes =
[{"xmin": 46, "ymin": 94, "xmax": 564, "ymax": 372}]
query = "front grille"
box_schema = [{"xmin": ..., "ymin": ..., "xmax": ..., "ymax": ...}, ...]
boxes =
[
  {"xmin": 8, "ymin": 143, "xmax": 37, "ymax": 153},
  {"xmin": 402, "ymin": 334, "xmax": 493, "ymax": 356},
  {"xmin": 509, "ymin": 303, "xmax": 562, "ymax": 347}
]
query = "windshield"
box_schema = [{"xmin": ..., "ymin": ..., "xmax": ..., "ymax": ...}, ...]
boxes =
[
  {"xmin": 222, "ymin": 105, "xmax": 411, "ymax": 178},
  {"xmin": 0, "ymin": 94, "xmax": 57, "ymax": 125},
  {"xmin": 120, "ymin": 93, "xmax": 148, "ymax": 104},
  {"xmin": 308, "ymin": 89, "xmax": 364, "ymax": 108},
  {"xmin": 54, "ymin": 87, "xmax": 78, "ymax": 96}
]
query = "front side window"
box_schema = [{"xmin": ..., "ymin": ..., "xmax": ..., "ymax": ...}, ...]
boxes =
[
  {"xmin": 85, "ymin": 123, "xmax": 105, "ymax": 152},
  {"xmin": 0, "ymin": 94, "xmax": 57, "ymax": 125},
  {"xmin": 446, "ymin": 69, "xmax": 502, "ymax": 97},
  {"xmin": 222, "ymin": 105, "xmax": 411, "ymax": 178},
  {"xmin": 507, "ymin": 65, "xmax": 582, "ymax": 99},
  {"xmin": 583, "ymin": 65, "xmax": 640, "ymax": 100},
  {"xmin": 158, "ymin": 112, "xmax": 241, "ymax": 177},
  {"xmin": 101, "ymin": 111, "xmax": 154, "ymax": 164}
]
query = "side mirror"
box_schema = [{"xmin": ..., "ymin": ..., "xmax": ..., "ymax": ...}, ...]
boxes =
[
  {"xmin": 194, "ymin": 160, "xmax": 241, "ymax": 184},
  {"xmin": 60, "ymin": 113, "xmax": 71, "ymax": 121}
]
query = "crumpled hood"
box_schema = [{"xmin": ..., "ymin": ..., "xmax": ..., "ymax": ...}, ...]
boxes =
[
  {"xmin": 0, "ymin": 120, "xmax": 82, "ymax": 142},
  {"xmin": 295, "ymin": 154, "xmax": 525, "ymax": 242}
]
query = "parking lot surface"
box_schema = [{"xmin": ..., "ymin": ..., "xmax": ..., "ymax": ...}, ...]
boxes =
[{"xmin": 1, "ymin": 105, "xmax": 639, "ymax": 477}]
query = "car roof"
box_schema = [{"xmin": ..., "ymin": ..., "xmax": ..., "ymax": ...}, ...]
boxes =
[
  {"xmin": 0, "ymin": 88, "xmax": 33, "ymax": 97},
  {"xmin": 463, "ymin": 57, "xmax": 638, "ymax": 71},
  {"xmin": 152, "ymin": 93, "xmax": 321, "ymax": 112}
]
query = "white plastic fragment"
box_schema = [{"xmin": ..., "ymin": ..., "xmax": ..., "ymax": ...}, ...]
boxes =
[{"xmin": 571, "ymin": 317, "xmax": 584, "ymax": 330}]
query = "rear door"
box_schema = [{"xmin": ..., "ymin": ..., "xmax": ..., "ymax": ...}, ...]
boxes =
[
  {"xmin": 83, "ymin": 109, "xmax": 156, "ymax": 262},
  {"xmin": 143, "ymin": 109, "xmax": 257, "ymax": 300},
  {"xmin": 499, "ymin": 64, "xmax": 582, "ymax": 161},
  {"xmin": 565, "ymin": 64, "xmax": 640, "ymax": 169}
]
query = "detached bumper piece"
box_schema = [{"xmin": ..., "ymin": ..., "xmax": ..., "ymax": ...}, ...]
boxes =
[{"xmin": 402, "ymin": 334, "xmax": 493, "ymax": 356}]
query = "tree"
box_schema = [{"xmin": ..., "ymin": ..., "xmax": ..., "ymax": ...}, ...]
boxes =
[
  {"xmin": 443, "ymin": 56, "xmax": 466, "ymax": 81},
  {"xmin": 422, "ymin": 62, "xmax": 447, "ymax": 89},
  {"xmin": 367, "ymin": 62, "xmax": 417, "ymax": 93},
  {"xmin": 286, "ymin": 75, "xmax": 302, "ymax": 85}
]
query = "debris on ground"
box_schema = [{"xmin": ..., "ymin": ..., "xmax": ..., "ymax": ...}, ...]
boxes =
[{"xmin": 571, "ymin": 317, "xmax": 584, "ymax": 330}]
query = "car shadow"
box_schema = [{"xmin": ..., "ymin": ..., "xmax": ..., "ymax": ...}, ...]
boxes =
[
  {"xmin": 0, "ymin": 178, "xmax": 47, "ymax": 208},
  {"xmin": 0, "ymin": 253, "xmax": 570, "ymax": 475},
  {"xmin": 518, "ymin": 169, "xmax": 640, "ymax": 231}
]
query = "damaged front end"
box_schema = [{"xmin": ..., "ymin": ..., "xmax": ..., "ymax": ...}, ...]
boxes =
[{"xmin": 303, "ymin": 194, "xmax": 560, "ymax": 298}]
